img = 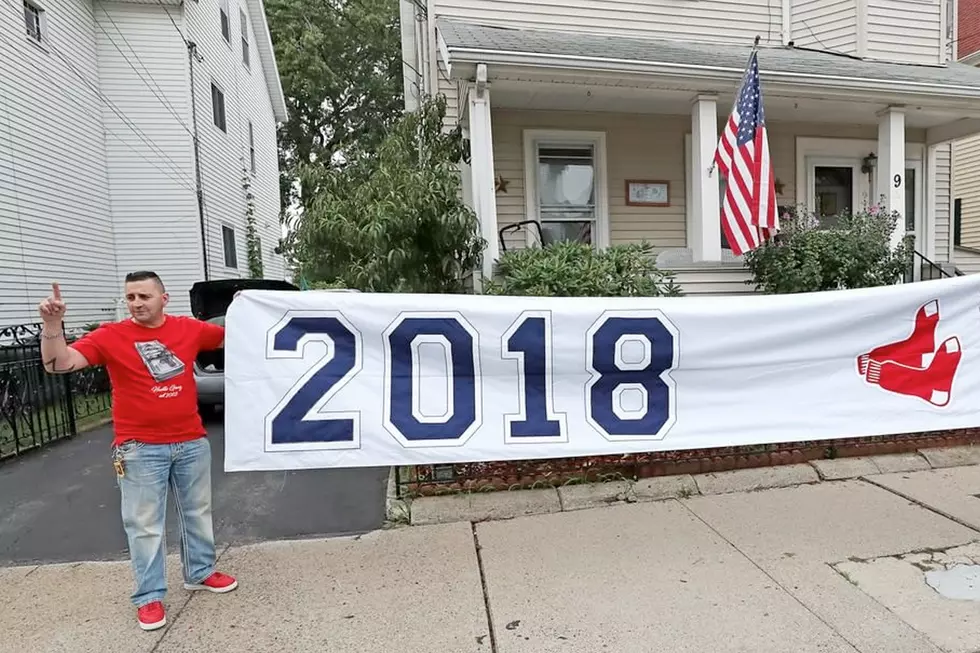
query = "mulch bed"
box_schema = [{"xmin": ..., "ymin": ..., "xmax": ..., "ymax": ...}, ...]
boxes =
[{"xmin": 397, "ymin": 428, "xmax": 980, "ymax": 497}]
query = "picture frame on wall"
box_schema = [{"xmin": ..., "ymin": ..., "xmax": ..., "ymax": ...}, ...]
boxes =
[{"xmin": 625, "ymin": 180, "xmax": 670, "ymax": 207}]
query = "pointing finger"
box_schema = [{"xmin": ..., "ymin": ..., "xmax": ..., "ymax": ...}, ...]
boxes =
[{"xmin": 51, "ymin": 282, "xmax": 62, "ymax": 301}]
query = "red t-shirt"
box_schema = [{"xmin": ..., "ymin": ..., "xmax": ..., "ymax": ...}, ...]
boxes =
[{"xmin": 71, "ymin": 315, "xmax": 225, "ymax": 446}]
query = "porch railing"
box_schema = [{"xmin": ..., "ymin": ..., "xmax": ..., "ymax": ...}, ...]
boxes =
[
  {"xmin": 0, "ymin": 323, "xmax": 112, "ymax": 461},
  {"xmin": 498, "ymin": 220, "xmax": 543, "ymax": 252},
  {"xmin": 909, "ymin": 250, "xmax": 964, "ymax": 282}
]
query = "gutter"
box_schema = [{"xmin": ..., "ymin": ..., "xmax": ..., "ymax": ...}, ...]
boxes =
[{"xmin": 446, "ymin": 47, "xmax": 980, "ymax": 100}]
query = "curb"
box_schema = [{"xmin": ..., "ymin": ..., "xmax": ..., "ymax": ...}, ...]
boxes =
[{"xmin": 399, "ymin": 445, "xmax": 980, "ymax": 527}]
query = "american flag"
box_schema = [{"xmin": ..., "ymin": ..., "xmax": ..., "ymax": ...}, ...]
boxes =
[{"xmin": 713, "ymin": 50, "xmax": 778, "ymax": 256}]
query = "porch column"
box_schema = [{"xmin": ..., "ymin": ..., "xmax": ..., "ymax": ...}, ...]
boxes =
[
  {"xmin": 468, "ymin": 64, "xmax": 499, "ymax": 281},
  {"xmin": 877, "ymin": 107, "xmax": 906, "ymax": 251},
  {"xmin": 691, "ymin": 94, "xmax": 722, "ymax": 262}
]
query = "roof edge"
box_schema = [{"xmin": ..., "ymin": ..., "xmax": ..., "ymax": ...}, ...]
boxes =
[
  {"xmin": 246, "ymin": 0, "xmax": 288, "ymax": 123},
  {"xmin": 444, "ymin": 45, "xmax": 980, "ymax": 100},
  {"xmin": 959, "ymin": 50, "xmax": 980, "ymax": 67}
]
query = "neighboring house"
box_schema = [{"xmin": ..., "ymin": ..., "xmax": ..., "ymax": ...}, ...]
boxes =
[
  {"xmin": 0, "ymin": 0, "xmax": 288, "ymax": 328},
  {"xmin": 952, "ymin": 0, "xmax": 980, "ymax": 273},
  {"xmin": 400, "ymin": 0, "xmax": 980, "ymax": 295}
]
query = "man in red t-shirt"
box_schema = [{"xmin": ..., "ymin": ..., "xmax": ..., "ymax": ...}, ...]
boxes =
[{"xmin": 39, "ymin": 271, "xmax": 237, "ymax": 632}]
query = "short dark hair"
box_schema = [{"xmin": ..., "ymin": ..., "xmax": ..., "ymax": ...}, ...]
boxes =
[{"xmin": 125, "ymin": 271, "xmax": 166, "ymax": 292}]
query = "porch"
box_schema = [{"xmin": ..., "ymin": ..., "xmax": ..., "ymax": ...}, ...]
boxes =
[{"xmin": 440, "ymin": 19, "xmax": 980, "ymax": 293}]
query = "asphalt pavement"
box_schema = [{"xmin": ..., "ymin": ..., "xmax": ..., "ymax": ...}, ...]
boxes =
[{"xmin": 0, "ymin": 417, "xmax": 390, "ymax": 565}]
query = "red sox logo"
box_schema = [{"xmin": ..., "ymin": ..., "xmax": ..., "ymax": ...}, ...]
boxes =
[{"xmin": 856, "ymin": 300, "xmax": 961, "ymax": 407}]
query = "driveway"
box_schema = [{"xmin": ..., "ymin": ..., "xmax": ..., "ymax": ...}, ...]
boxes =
[{"xmin": 0, "ymin": 419, "xmax": 390, "ymax": 565}]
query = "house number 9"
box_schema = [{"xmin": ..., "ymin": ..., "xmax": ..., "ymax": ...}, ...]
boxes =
[{"xmin": 894, "ymin": 174, "xmax": 902, "ymax": 188}]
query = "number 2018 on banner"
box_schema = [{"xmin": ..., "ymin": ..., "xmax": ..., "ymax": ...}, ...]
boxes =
[{"xmin": 264, "ymin": 310, "xmax": 679, "ymax": 450}]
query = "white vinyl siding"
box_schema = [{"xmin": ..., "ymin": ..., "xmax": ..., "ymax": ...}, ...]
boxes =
[
  {"xmin": 790, "ymin": 0, "xmax": 858, "ymax": 55},
  {"xmin": 95, "ymin": 2, "xmax": 200, "ymax": 317},
  {"xmin": 488, "ymin": 109, "xmax": 934, "ymax": 259},
  {"xmin": 428, "ymin": 0, "xmax": 946, "ymax": 67},
  {"xmin": 432, "ymin": 0, "xmax": 780, "ymax": 46},
  {"xmin": 183, "ymin": 0, "xmax": 285, "ymax": 282},
  {"xmin": 0, "ymin": 0, "xmax": 285, "ymax": 328},
  {"xmin": 865, "ymin": 0, "xmax": 944, "ymax": 65},
  {"xmin": 0, "ymin": 0, "xmax": 119, "ymax": 327}
]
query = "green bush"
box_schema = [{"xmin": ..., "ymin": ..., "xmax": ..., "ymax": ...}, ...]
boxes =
[
  {"xmin": 484, "ymin": 241, "xmax": 682, "ymax": 297},
  {"xmin": 742, "ymin": 203, "xmax": 913, "ymax": 294}
]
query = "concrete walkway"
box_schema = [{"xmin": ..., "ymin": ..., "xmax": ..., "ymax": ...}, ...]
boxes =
[{"xmin": 4, "ymin": 463, "xmax": 980, "ymax": 653}]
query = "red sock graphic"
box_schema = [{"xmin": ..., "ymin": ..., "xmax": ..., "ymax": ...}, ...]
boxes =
[
  {"xmin": 857, "ymin": 300, "xmax": 939, "ymax": 374},
  {"xmin": 865, "ymin": 336, "xmax": 961, "ymax": 407}
]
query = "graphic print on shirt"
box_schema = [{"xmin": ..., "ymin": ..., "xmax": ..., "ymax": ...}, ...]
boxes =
[{"xmin": 134, "ymin": 340, "xmax": 186, "ymax": 383}]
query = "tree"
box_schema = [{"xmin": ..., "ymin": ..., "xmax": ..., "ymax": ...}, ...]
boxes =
[
  {"xmin": 283, "ymin": 95, "xmax": 485, "ymax": 293},
  {"xmin": 266, "ymin": 0, "xmax": 404, "ymax": 219},
  {"xmin": 742, "ymin": 202, "xmax": 914, "ymax": 294}
]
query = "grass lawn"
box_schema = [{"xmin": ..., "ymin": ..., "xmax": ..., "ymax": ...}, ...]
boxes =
[{"xmin": 0, "ymin": 392, "xmax": 111, "ymax": 459}]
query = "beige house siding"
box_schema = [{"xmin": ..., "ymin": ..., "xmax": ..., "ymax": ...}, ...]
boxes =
[
  {"xmin": 952, "ymin": 135, "xmax": 980, "ymax": 250},
  {"xmin": 489, "ymin": 109, "xmax": 932, "ymax": 255},
  {"xmin": 791, "ymin": 0, "xmax": 858, "ymax": 55},
  {"xmin": 954, "ymin": 246, "xmax": 980, "ymax": 274},
  {"xmin": 437, "ymin": 61, "xmax": 459, "ymax": 129},
  {"xmin": 432, "ymin": 0, "xmax": 780, "ymax": 46}
]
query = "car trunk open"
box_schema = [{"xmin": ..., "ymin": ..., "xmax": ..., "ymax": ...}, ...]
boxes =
[{"xmin": 190, "ymin": 278, "xmax": 299, "ymax": 373}]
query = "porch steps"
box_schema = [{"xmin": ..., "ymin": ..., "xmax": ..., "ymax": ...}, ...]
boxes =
[{"xmin": 667, "ymin": 264, "xmax": 757, "ymax": 296}]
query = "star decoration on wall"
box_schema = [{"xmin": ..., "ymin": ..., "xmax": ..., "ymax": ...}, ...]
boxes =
[
  {"xmin": 495, "ymin": 174, "xmax": 509, "ymax": 193},
  {"xmin": 774, "ymin": 178, "xmax": 784, "ymax": 195}
]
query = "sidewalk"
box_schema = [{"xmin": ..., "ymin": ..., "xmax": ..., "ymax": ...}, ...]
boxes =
[{"xmin": 4, "ymin": 459, "xmax": 980, "ymax": 653}]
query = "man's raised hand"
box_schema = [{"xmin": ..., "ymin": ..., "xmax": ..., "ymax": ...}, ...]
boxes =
[{"xmin": 38, "ymin": 282, "xmax": 67, "ymax": 324}]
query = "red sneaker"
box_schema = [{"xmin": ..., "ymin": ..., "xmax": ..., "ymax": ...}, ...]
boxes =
[
  {"xmin": 184, "ymin": 571, "xmax": 238, "ymax": 593},
  {"xmin": 137, "ymin": 601, "xmax": 166, "ymax": 631}
]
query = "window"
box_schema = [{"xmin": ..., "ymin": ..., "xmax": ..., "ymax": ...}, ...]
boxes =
[
  {"xmin": 248, "ymin": 121, "xmax": 256, "ymax": 173},
  {"xmin": 240, "ymin": 9, "xmax": 250, "ymax": 68},
  {"xmin": 24, "ymin": 1, "xmax": 43, "ymax": 43},
  {"xmin": 211, "ymin": 83, "xmax": 226, "ymax": 132},
  {"xmin": 219, "ymin": 0, "xmax": 230, "ymax": 42},
  {"xmin": 222, "ymin": 225, "xmax": 238, "ymax": 268},
  {"xmin": 534, "ymin": 145, "xmax": 596, "ymax": 245},
  {"xmin": 954, "ymin": 198, "xmax": 962, "ymax": 247},
  {"xmin": 522, "ymin": 131, "xmax": 608, "ymax": 248},
  {"xmin": 904, "ymin": 167, "xmax": 917, "ymax": 233},
  {"xmin": 813, "ymin": 165, "xmax": 854, "ymax": 227}
]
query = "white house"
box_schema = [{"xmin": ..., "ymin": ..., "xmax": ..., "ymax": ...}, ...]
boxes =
[
  {"xmin": 0, "ymin": 0, "xmax": 288, "ymax": 328},
  {"xmin": 400, "ymin": 0, "xmax": 980, "ymax": 295}
]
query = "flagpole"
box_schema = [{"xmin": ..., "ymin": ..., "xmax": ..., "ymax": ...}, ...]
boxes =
[{"xmin": 707, "ymin": 36, "xmax": 761, "ymax": 177}]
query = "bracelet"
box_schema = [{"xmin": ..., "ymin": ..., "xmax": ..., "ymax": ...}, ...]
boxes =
[{"xmin": 41, "ymin": 330, "xmax": 64, "ymax": 340}]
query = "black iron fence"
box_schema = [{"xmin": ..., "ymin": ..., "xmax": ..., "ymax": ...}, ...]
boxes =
[{"xmin": 0, "ymin": 323, "xmax": 112, "ymax": 460}]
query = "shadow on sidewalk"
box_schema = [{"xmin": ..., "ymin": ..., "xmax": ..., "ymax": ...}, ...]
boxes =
[{"xmin": 0, "ymin": 419, "xmax": 389, "ymax": 566}]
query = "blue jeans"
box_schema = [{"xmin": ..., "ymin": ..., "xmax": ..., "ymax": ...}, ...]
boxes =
[{"xmin": 113, "ymin": 436, "xmax": 216, "ymax": 607}]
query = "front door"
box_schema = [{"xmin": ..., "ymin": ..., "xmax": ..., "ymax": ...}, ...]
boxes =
[{"xmin": 807, "ymin": 157, "xmax": 867, "ymax": 226}]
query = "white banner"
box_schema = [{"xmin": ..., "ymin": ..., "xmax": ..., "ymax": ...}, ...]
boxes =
[{"xmin": 223, "ymin": 276, "xmax": 980, "ymax": 471}]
